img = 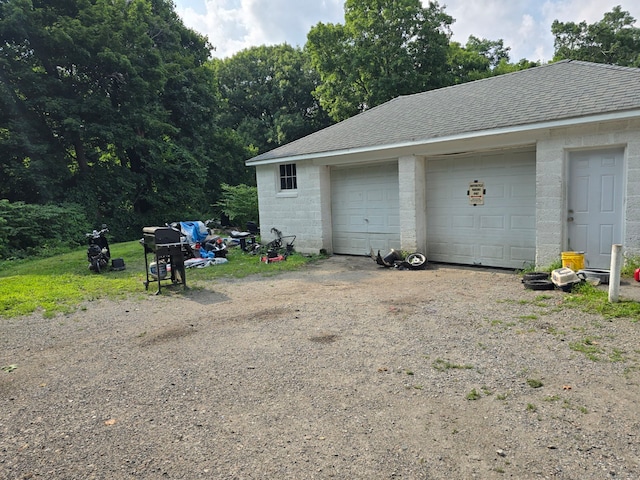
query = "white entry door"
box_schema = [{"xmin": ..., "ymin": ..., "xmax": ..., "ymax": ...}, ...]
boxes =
[{"xmin": 568, "ymin": 149, "xmax": 624, "ymax": 269}]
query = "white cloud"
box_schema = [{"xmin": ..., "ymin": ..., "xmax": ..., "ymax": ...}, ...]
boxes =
[
  {"xmin": 174, "ymin": 0, "xmax": 640, "ymax": 62},
  {"xmin": 444, "ymin": 0, "xmax": 640, "ymax": 62},
  {"xmin": 175, "ymin": 0, "xmax": 343, "ymax": 58}
]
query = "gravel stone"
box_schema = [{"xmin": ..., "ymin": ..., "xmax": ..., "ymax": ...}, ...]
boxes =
[{"xmin": 1, "ymin": 256, "xmax": 640, "ymax": 479}]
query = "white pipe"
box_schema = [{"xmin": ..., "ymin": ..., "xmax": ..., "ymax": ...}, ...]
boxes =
[{"xmin": 608, "ymin": 244, "xmax": 623, "ymax": 303}]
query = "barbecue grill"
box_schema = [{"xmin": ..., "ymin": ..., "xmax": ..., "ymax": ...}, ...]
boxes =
[{"xmin": 142, "ymin": 226, "xmax": 189, "ymax": 294}]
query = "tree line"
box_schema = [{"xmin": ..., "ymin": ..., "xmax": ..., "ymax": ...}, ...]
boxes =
[{"xmin": 0, "ymin": 0, "xmax": 638, "ymax": 256}]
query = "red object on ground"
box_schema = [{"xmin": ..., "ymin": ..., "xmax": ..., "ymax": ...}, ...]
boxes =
[
  {"xmin": 261, "ymin": 255, "xmax": 285, "ymax": 263},
  {"xmin": 635, "ymin": 268, "xmax": 640, "ymax": 282}
]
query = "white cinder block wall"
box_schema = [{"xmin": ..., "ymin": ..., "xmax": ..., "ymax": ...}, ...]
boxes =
[
  {"xmin": 535, "ymin": 119, "xmax": 640, "ymax": 267},
  {"xmin": 255, "ymin": 120, "xmax": 640, "ymax": 263},
  {"xmin": 398, "ymin": 155, "xmax": 427, "ymax": 253},
  {"xmin": 255, "ymin": 162, "xmax": 331, "ymax": 254}
]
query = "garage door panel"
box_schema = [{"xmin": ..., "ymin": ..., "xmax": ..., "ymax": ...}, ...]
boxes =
[
  {"xmin": 366, "ymin": 215, "xmax": 386, "ymax": 229},
  {"xmin": 347, "ymin": 191, "xmax": 365, "ymax": 204},
  {"xmin": 511, "ymin": 182, "xmax": 535, "ymax": 199},
  {"xmin": 367, "ymin": 233, "xmax": 398, "ymax": 251},
  {"xmin": 430, "ymin": 215, "xmax": 451, "ymax": 228},
  {"xmin": 367, "ymin": 190, "xmax": 383, "ymax": 202},
  {"xmin": 453, "ymin": 161, "xmax": 473, "ymax": 172},
  {"xmin": 348, "ymin": 215, "xmax": 367, "ymax": 230},
  {"xmin": 511, "ymin": 215, "xmax": 535, "ymax": 230},
  {"xmin": 480, "ymin": 244, "xmax": 504, "ymax": 261},
  {"xmin": 333, "ymin": 234, "xmax": 369, "ymax": 253},
  {"xmin": 452, "ymin": 215, "xmax": 474, "ymax": 228},
  {"xmin": 487, "ymin": 184, "xmax": 506, "ymax": 199},
  {"xmin": 366, "ymin": 214, "xmax": 400, "ymax": 232},
  {"xmin": 333, "ymin": 214, "xmax": 348, "ymax": 228},
  {"xmin": 451, "ymin": 243, "xmax": 474, "ymax": 258},
  {"xmin": 332, "ymin": 162, "xmax": 400, "ymax": 255},
  {"xmin": 429, "ymin": 158, "xmax": 449, "ymax": 173},
  {"xmin": 426, "ymin": 149, "xmax": 535, "ymax": 268},
  {"xmin": 511, "ymin": 246, "xmax": 536, "ymax": 262},
  {"xmin": 479, "ymin": 215, "xmax": 504, "ymax": 229}
]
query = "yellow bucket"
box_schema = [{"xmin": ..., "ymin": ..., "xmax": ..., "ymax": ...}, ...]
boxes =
[{"xmin": 561, "ymin": 251, "xmax": 585, "ymax": 271}]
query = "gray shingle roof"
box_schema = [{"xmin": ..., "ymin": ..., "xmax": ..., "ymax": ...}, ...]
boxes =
[{"xmin": 247, "ymin": 60, "xmax": 640, "ymax": 164}]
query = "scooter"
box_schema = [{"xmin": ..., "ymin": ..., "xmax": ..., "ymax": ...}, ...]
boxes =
[
  {"xmin": 86, "ymin": 225, "xmax": 111, "ymax": 273},
  {"xmin": 201, "ymin": 236, "xmax": 229, "ymax": 258},
  {"xmin": 371, "ymin": 248, "xmax": 427, "ymax": 270}
]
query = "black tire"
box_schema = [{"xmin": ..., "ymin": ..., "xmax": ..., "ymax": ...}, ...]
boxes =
[
  {"xmin": 523, "ymin": 279, "xmax": 554, "ymax": 290},
  {"xmin": 405, "ymin": 252, "xmax": 427, "ymax": 270},
  {"xmin": 522, "ymin": 272, "xmax": 549, "ymax": 282}
]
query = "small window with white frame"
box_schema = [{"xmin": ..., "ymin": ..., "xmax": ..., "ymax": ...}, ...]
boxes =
[{"xmin": 279, "ymin": 163, "xmax": 297, "ymax": 191}]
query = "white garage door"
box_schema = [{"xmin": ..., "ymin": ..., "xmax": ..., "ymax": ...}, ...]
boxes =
[
  {"xmin": 426, "ymin": 149, "xmax": 536, "ymax": 268},
  {"xmin": 331, "ymin": 162, "xmax": 400, "ymax": 255}
]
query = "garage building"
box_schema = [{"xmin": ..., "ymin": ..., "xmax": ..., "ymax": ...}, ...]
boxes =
[{"xmin": 246, "ymin": 60, "xmax": 640, "ymax": 269}]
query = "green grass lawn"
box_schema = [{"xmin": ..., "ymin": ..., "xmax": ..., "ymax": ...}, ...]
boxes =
[
  {"xmin": 0, "ymin": 241, "xmax": 319, "ymax": 318},
  {"xmin": 2, "ymin": 244, "xmax": 638, "ymax": 321}
]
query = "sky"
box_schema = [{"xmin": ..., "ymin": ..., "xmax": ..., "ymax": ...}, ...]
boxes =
[{"xmin": 172, "ymin": 0, "xmax": 640, "ymax": 63}]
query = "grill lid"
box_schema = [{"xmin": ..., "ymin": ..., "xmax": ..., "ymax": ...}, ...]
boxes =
[{"xmin": 142, "ymin": 226, "xmax": 181, "ymax": 245}]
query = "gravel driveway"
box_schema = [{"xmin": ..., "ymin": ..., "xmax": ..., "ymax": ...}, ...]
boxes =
[{"xmin": 2, "ymin": 255, "xmax": 640, "ymax": 479}]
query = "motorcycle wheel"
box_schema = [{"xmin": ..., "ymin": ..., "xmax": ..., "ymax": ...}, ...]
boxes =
[{"xmin": 405, "ymin": 252, "xmax": 427, "ymax": 270}]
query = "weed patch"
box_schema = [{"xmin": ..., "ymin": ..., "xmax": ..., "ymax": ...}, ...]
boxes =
[
  {"xmin": 563, "ymin": 283, "xmax": 640, "ymax": 320},
  {"xmin": 466, "ymin": 389, "xmax": 481, "ymax": 400},
  {"xmin": 569, "ymin": 338, "xmax": 603, "ymax": 361},
  {"xmin": 526, "ymin": 378, "xmax": 544, "ymax": 388},
  {"xmin": 432, "ymin": 358, "xmax": 474, "ymax": 371}
]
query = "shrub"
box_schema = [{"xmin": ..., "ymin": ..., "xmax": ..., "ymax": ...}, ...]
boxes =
[
  {"xmin": 215, "ymin": 183, "xmax": 258, "ymax": 229},
  {"xmin": 0, "ymin": 200, "xmax": 90, "ymax": 259}
]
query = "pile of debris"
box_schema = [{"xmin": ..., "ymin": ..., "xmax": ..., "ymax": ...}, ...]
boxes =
[
  {"xmin": 174, "ymin": 221, "xmax": 296, "ymax": 268},
  {"xmin": 370, "ymin": 249, "xmax": 427, "ymax": 270},
  {"xmin": 522, "ymin": 267, "xmax": 611, "ymax": 292}
]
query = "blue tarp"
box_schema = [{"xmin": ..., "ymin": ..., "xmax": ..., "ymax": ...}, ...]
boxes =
[{"xmin": 179, "ymin": 221, "xmax": 209, "ymax": 244}]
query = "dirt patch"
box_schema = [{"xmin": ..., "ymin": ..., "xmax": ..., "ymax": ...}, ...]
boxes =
[{"xmin": 1, "ymin": 256, "xmax": 640, "ymax": 479}]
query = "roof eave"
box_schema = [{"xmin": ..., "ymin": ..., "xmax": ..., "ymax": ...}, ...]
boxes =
[{"xmin": 245, "ymin": 109, "xmax": 640, "ymax": 167}]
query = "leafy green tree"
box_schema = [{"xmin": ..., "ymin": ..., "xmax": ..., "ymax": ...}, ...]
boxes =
[
  {"xmin": 492, "ymin": 57, "xmax": 540, "ymax": 75},
  {"xmin": 552, "ymin": 6, "xmax": 640, "ymax": 66},
  {"xmin": 465, "ymin": 36, "xmax": 511, "ymax": 68},
  {"xmin": 306, "ymin": 0, "xmax": 453, "ymax": 121},
  {"xmin": 0, "ymin": 200, "xmax": 90, "ymax": 259},
  {"xmin": 214, "ymin": 45, "xmax": 332, "ymax": 155},
  {"xmin": 447, "ymin": 36, "xmax": 538, "ymax": 84},
  {"xmin": 215, "ymin": 183, "xmax": 258, "ymax": 229},
  {"xmin": 0, "ymin": 0, "xmax": 251, "ymax": 239}
]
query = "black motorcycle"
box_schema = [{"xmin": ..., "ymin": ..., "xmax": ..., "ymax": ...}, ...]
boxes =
[{"xmin": 86, "ymin": 225, "xmax": 111, "ymax": 273}]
